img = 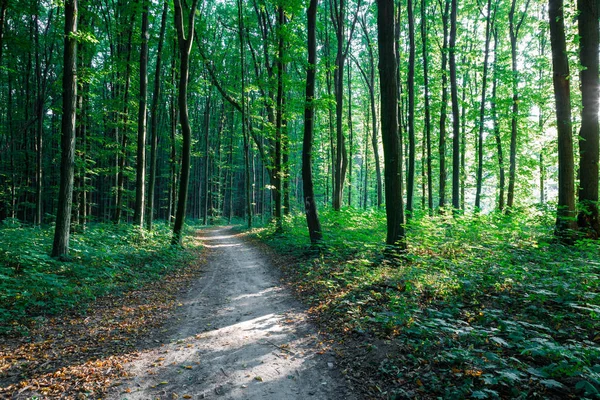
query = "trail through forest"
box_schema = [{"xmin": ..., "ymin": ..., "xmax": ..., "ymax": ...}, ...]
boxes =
[{"xmin": 107, "ymin": 227, "xmax": 353, "ymax": 400}]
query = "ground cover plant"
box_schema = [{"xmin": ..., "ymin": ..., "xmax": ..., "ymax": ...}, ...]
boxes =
[
  {"xmin": 0, "ymin": 223, "xmax": 206, "ymax": 398},
  {"xmin": 254, "ymin": 207, "xmax": 600, "ymax": 399},
  {"xmin": 0, "ymin": 220, "xmax": 194, "ymax": 335}
]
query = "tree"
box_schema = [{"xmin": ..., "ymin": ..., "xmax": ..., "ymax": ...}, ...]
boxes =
[
  {"xmin": 449, "ymin": 0, "xmax": 460, "ymax": 212},
  {"xmin": 576, "ymin": 0, "xmax": 599, "ymax": 238},
  {"xmin": 506, "ymin": 0, "xmax": 531, "ymax": 209},
  {"xmin": 302, "ymin": 0, "xmax": 323, "ymax": 243},
  {"xmin": 134, "ymin": 0, "xmax": 150, "ymax": 227},
  {"xmin": 475, "ymin": 0, "xmax": 495, "ymax": 211},
  {"xmin": 356, "ymin": 14, "xmax": 383, "ymax": 208},
  {"xmin": 172, "ymin": 0, "xmax": 199, "ymax": 245},
  {"xmin": 406, "ymin": 0, "xmax": 416, "ymax": 216},
  {"xmin": 421, "ymin": 0, "xmax": 433, "ymax": 214},
  {"xmin": 438, "ymin": 0, "xmax": 450, "ymax": 210},
  {"xmin": 377, "ymin": 0, "xmax": 405, "ymax": 247},
  {"xmin": 331, "ymin": 0, "xmax": 360, "ymax": 210},
  {"xmin": 52, "ymin": 0, "xmax": 78, "ymax": 258},
  {"xmin": 146, "ymin": 0, "xmax": 168, "ymax": 231},
  {"xmin": 548, "ymin": 0, "xmax": 577, "ymax": 240}
]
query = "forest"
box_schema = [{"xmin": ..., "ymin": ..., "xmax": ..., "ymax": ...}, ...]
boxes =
[{"xmin": 0, "ymin": 0, "xmax": 599, "ymax": 398}]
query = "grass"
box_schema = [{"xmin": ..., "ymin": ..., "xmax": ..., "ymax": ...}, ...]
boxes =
[
  {"xmin": 0, "ymin": 220, "xmax": 197, "ymax": 335},
  {"xmin": 253, "ymin": 207, "xmax": 600, "ymax": 399}
]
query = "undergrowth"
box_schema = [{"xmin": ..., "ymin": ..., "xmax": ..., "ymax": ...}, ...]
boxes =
[
  {"xmin": 253, "ymin": 207, "xmax": 600, "ymax": 399},
  {"xmin": 0, "ymin": 221, "xmax": 195, "ymax": 335}
]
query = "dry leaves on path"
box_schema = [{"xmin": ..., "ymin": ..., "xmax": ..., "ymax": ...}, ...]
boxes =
[{"xmin": 0, "ymin": 243, "xmax": 205, "ymax": 399}]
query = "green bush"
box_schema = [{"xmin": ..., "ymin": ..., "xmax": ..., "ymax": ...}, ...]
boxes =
[
  {"xmin": 0, "ymin": 222, "xmax": 192, "ymax": 334},
  {"xmin": 254, "ymin": 207, "xmax": 600, "ymax": 398}
]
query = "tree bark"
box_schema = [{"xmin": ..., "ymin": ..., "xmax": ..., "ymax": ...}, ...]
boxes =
[
  {"xmin": 449, "ymin": 0, "xmax": 460, "ymax": 212},
  {"xmin": 134, "ymin": 0, "xmax": 149, "ymax": 227},
  {"xmin": 52, "ymin": 0, "xmax": 78, "ymax": 258},
  {"xmin": 475, "ymin": 0, "xmax": 494, "ymax": 211},
  {"xmin": 172, "ymin": 0, "xmax": 199, "ymax": 245},
  {"xmin": 406, "ymin": 0, "xmax": 416, "ymax": 217},
  {"xmin": 549, "ymin": 0, "xmax": 577, "ymax": 240},
  {"xmin": 577, "ymin": 0, "xmax": 599, "ymax": 238},
  {"xmin": 377, "ymin": 0, "xmax": 405, "ymax": 248},
  {"xmin": 438, "ymin": 0, "xmax": 449, "ymax": 210},
  {"xmin": 421, "ymin": 0, "xmax": 432, "ymax": 214},
  {"xmin": 507, "ymin": 0, "xmax": 531, "ymax": 210},
  {"xmin": 492, "ymin": 27, "xmax": 505, "ymax": 211},
  {"xmin": 302, "ymin": 0, "xmax": 323, "ymax": 244},
  {"xmin": 147, "ymin": 0, "xmax": 168, "ymax": 230}
]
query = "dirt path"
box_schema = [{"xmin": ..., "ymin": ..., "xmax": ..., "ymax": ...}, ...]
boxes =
[{"xmin": 108, "ymin": 227, "xmax": 353, "ymax": 400}]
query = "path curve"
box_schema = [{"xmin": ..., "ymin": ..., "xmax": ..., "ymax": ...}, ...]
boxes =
[{"xmin": 108, "ymin": 226, "xmax": 353, "ymax": 400}]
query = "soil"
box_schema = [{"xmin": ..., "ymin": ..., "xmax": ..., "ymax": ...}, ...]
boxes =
[{"xmin": 106, "ymin": 227, "xmax": 355, "ymax": 400}]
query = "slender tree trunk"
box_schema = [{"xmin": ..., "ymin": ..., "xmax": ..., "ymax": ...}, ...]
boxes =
[
  {"xmin": 113, "ymin": 8, "xmax": 134, "ymax": 224},
  {"xmin": 347, "ymin": 64, "xmax": 353, "ymax": 207},
  {"xmin": 274, "ymin": 4, "xmax": 285, "ymax": 230},
  {"xmin": 439, "ymin": 0, "xmax": 450, "ymax": 210},
  {"xmin": 507, "ymin": 0, "xmax": 531, "ymax": 210},
  {"xmin": 549, "ymin": 0, "xmax": 577, "ymax": 240},
  {"xmin": 147, "ymin": 0, "xmax": 168, "ymax": 230},
  {"xmin": 421, "ymin": 0, "xmax": 432, "ymax": 214},
  {"xmin": 377, "ymin": 0, "xmax": 405, "ymax": 248},
  {"xmin": 358, "ymin": 17, "xmax": 383, "ymax": 207},
  {"xmin": 303, "ymin": 0, "xmax": 323, "ymax": 243},
  {"xmin": 52, "ymin": 0, "xmax": 78, "ymax": 258},
  {"xmin": 34, "ymin": 11, "xmax": 43, "ymax": 226},
  {"xmin": 169, "ymin": 49, "xmax": 178, "ymax": 225},
  {"xmin": 203, "ymin": 90, "xmax": 212, "ymax": 225},
  {"xmin": 238, "ymin": 0, "xmax": 252, "ymax": 229},
  {"xmin": 577, "ymin": 0, "xmax": 599, "ymax": 238},
  {"xmin": 492, "ymin": 27, "xmax": 505, "ymax": 211},
  {"xmin": 406, "ymin": 0, "xmax": 416, "ymax": 217},
  {"xmin": 134, "ymin": 0, "xmax": 149, "ymax": 227},
  {"xmin": 449, "ymin": 0, "xmax": 460, "ymax": 212},
  {"xmin": 172, "ymin": 0, "xmax": 199, "ymax": 245},
  {"xmin": 475, "ymin": 0, "xmax": 494, "ymax": 211}
]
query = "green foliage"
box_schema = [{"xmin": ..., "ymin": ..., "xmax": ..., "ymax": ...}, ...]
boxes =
[
  {"xmin": 0, "ymin": 222, "xmax": 193, "ymax": 334},
  {"xmin": 255, "ymin": 208, "xmax": 600, "ymax": 398}
]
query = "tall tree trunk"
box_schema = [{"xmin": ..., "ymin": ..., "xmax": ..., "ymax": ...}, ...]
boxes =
[
  {"xmin": 34, "ymin": 10, "xmax": 43, "ymax": 226},
  {"xmin": 438, "ymin": 0, "xmax": 450, "ymax": 210},
  {"xmin": 475, "ymin": 0, "xmax": 494, "ymax": 211},
  {"xmin": 147, "ymin": 0, "xmax": 168, "ymax": 230},
  {"xmin": 133, "ymin": 0, "xmax": 150, "ymax": 228},
  {"xmin": 302, "ymin": 0, "xmax": 323, "ymax": 244},
  {"xmin": 421, "ymin": 0, "xmax": 432, "ymax": 214},
  {"xmin": 507, "ymin": 0, "xmax": 531, "ymax": 209},
  {"xmin": 203, "ymin": 90, "xmax": 212, "ymax": 225},
  {"xmin": 358, "ymin": 17, "xmax": 382, "ymax": 207},
  {"xmin": 549, "ymin": 0, "xmax": 577, "ymax": 240},
  {"xmin": 274, "ymin": 3, "xmax": 285, "ymax": 230},
  {"xmin": 169, "ymin": 47, "xmax": 178, "ymax": 225},
  {"xmin": 113, "ymin": 7, "xmax": 134, "ymax": 224},
  {"xmin": 172, "ymin": 0, "xmax": 199, "ymax": 245},
  {"xmin": 331, "ymin": 0, "xmax": 359, "ymax": 210},
  {"xmin": 52, "ymin": 0, "xmax": 78, "ymax": 258},
  {"xmin": 406, "ymin": 0, "xmax": 416, "ymax": 217},
  {"xmin": 377, "ymin": 0, "xmax": 405, "ymax": 248},
  {"xmin": 577, "ymin": 0, "xmax": 599, "ymax": 238},
  {"xmin": 134, "ymin": 0, "xmax": 149, "ymax": 227},
  {"xmin": 238, "ymin": 0, "xmax": 252, "ymax": 229},
  {"xmin": 347, "ymin": 64, "xmax": 353, "ymax": 207},
  {"xmin": 449, "ymin": 0, "xmax": 460, "ymax": 212},
  {"xmin": 492, "ymin": 27, "xmax": 505, "ymax": 211}
]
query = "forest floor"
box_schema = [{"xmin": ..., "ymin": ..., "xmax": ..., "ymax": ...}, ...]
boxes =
[{"xmin": 1, "ymin": 226, "xmax": 357, "ymax": 399}]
